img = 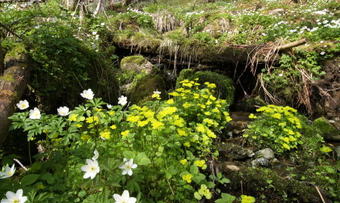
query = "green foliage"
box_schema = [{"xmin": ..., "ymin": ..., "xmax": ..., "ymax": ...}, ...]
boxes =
[
  {"xmin": 244, "ymin": 105, "xmax": 323, "ymax": 154},
  {"xmin": 8, "ymin": 81, "xmax": 234, "ymax": 202},
  {"xmin": 177, "ymin": 69, "xmax": 234, "ymax": 103}
]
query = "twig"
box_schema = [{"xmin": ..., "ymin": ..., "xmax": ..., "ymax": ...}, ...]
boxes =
[
  {"xmin": 13, "ymin": 159, "xmax": 28, "ymax": 171},
  {"xmin": 277, "ymin": 39, "xmax": 307, "ymax": 51},
  {"xmin": 314, "ymin": 185, "xmax": 326, "ymax": 203}
]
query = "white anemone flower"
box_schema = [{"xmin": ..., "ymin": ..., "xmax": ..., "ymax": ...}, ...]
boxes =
[
  {"xmin": 92, "ymin": 150, "xmax": 99, "ymax": 160},
  {"xmin": 106, "ymin": 104, "xmax": 112, "ymax": 109},
  {"xmin": 119, "ymin": 159, "xmax": 137, "ymax": 176},
  {"xmin": 29, "ymin": 108, "xmax": 41, "ymax": 120},
  {"xmin": 16, "ymin": 100, "xmax": 29, "ymax": 110},
  {"xmin": 113, "ymin": 190, "xmax": 136, "ymax": 203},
  {"xmin": 0, "ymin": 189, "xmax": 27, "ymax": 203},
  {"xmin": 57, "ymin": 106, "xmax": 69, "ymax": 116},
  {"xmin": 118, "ymin": 96, "xmax": 128, "ymax": 106},
  {"xmin": 80, "ymin": 89, "xmax": 94, "ymax": 100},
  {"xmin": 153, "ymin": 90, "xmax": 161, "ymax": 95},
  {"xmin": 81, "ymin": 159, "xmax": 100, "ymax": 179},
  {"xmin": 0, "ymin": 164, "xmax": 16, "ymax": 179}
]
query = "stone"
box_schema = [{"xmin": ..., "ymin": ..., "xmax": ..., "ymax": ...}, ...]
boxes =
[
  {"xmin": 120, "ymin": 55, "xmax": 153, "ymax": 74},
  {"xmin": 251, "ymin": 157, "xmax": 269, "ymax": 167},
  {"xmin": 255, "ymin": 148, "xmax": 275, "ymax": 160},
  {"xmin": 219, "ymin": 143, "xmax": 254, "ymax": 161}
]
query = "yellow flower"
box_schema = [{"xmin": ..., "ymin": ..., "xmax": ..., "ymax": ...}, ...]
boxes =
[
  {"xmin": 177, "ymin": 129, "xmax": 187, "ymax": 136},
  {"xmin": 182, "ymin": 174, "xmax": 193, "ymax": 183},
  {"xmin": 204, "ymin": 82, "xmax": 216, "ymax": 89},
  {"xmin": 151, "ymin": 120, "xmax": 164, "ymax": 129},
  {"xmin": 182, "ymin": 102, "xmax": 192, "ymax": 108},
  {"xmin": 196, "ymin": 124, "xmax": 206, "ymax": 133},
  {"xmin": 137, "ymin": 120, "xmax": 149, "ymax": 127},
  {"xmin": 108, "ymin": 111, "xmax": 115, "ymax": 116},
  {"xmin": 166, "ymin": 99, "xmax": 175, "ymax": 104},
  {"xmin": 110, "ymin": 124, "xmax": 117, "ymax": 130},
  {"xmin": 271, "ymin": 113, "xmax": 282, "ymax": 119},
  {"xmin": 169, "ymin": 92, "xmax": 180, "ymax": 97},
  {"xmin": 121, "ymin": 130, "xmax": 130, "ymax": 138},
  {"xmin": 143, "ymin": 110, "xmax": 155, "ymax": 118},
  {"xmin": 241, "ymin": 195, "xmax": 256, "ymax": 203},
  {"xmin": 173, "ymin": 118, "xmax": 185, "ymax": 127},
  {"xmin": 249, "ymin": 114, "xmax": 257, "ymax": 119},
  {"xmin": 86, "ymin": 116, "xmax": 99, "ymax": 124},
  {"xmin": 206, "ymin": 129, "xmax": 216, "ymax": 138},
  {"xmin": 282, "ymin": 143, "xmax": 290, "ymax": 150},
  {"xmin": 209, "ymin": 95, "xmax": 216, "ymax": 101},
  {"xmin": 194, "ymin": 160, "xmax": 206, "ymax": 169},
  {"xmin": 180, "ymin": 159, "xmax": 188, "ymax": 165},
  {"xmin": 127, "ymin": 115, "xmax": 140, "ymax": 123},
  {"xmin": 100, "ymin": 130, "xmax": 111, "ymax": 140},
  {"xmin": 68, "ymin": 114, "xmax": 78, "ymax": 122},
  {"xmin": 157, "ymin": 107, "xmax": 177, "ymax": 119}
]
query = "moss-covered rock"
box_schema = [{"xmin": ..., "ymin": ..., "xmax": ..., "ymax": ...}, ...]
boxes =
[
  {"xmin": 120, "ymin": 55, "xmax": 153, "ymax": 74},
  {"xmin": 176, "ymin": 69, "xmax": 234, "ymax": 103},
  {"xmin": 128, "ymin": 73, "xmax": 167, "ymax": 104},
  {"xmin": 313, "ymin": 117, "xmax": 340, "ymax": 141}
]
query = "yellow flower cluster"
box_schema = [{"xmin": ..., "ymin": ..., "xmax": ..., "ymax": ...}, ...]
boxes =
[{"xmin": 246, "ymin": 105, "xmax": 304, "ymax": 153}]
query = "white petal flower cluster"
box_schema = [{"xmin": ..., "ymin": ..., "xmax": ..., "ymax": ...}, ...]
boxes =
[
  {"xmin": 118, "ymin": 95, "xmax": 128, "ymax": 106},
  {"xmin": 113, "ymin": 190, "xmax": 136, "ymax": 203},
  {"xmin": 80, "ymin": 89, "xmax": 94, "ymax": 100},
  {"xmin": 0, "ymin": 189, "xmax": 27, "ymax": 203},
  {"xmin": 119, "ymin": 159, "xmax": 137, "ymax": 176},
  {"xmin": 57, "ymin": 106, "xmax": 69, "ymax": 116},
  {"xmin": 16, "ymin": 100, "xmax": 29, "ymax": 110},
  {"xmin": 0, "ymin": 164, "xmax": 15, "ymax": 179},
  {"xmin": 29, "ymin": 107, "xmax": 41, "ymax": 120}
]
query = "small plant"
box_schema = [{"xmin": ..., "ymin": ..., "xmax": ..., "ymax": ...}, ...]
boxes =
[{"xmin": 244, "ymin": 105, "xmax": 305, "ymax": 154}]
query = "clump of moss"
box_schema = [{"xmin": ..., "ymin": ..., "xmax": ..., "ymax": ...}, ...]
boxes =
[
  {"xmin": 176, "ymin": 69, "xmax": 234, "ymax": 104},
  {"xmin": 313, "ymin": 117, "xmax": 339, "ymax": 140},
  {"xmin": 225, "ymin": 167, "xmax": 320, "ymax": 202}
]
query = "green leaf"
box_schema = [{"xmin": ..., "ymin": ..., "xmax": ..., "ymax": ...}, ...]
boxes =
[
  {"xmin": 194, "ymin": 192, "xmax": 202, "ymax": 200},
  {"xmin": 215, "ymin": 193, "xmax": 236, "ymax": 203},
  {"xmin": 21, "ymin": 174, "xmax": 40, "ymax": 186},
  {"xmin": 135, "ymin": 152, "xmax": 151, "ymax": 166}
]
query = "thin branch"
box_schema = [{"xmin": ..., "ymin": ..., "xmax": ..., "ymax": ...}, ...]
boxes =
[
  {"xmin": 277, "ymin": 39, "xmax": 307, "ymax": 51},
  {"xmin": 13, "ymin": 159, "xmax": 28, "ymax": 171}
]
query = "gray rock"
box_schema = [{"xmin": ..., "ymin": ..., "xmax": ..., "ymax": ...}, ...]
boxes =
[
  {"xmin": 219, "ymin": 143, "xmax": 254, "ymax": 161},
  {"xmin": 251, "ymin": 157, "xmax": 269, "ymax": 167},
  {"xmin": 255, "ymin": 148, "xmax": 275, "ymax": 160}
]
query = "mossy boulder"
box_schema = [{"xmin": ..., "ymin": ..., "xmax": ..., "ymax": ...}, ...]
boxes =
[
  {"xmin": 176, "ymin": 69, "xmax": 234, "ymax": 104},
  {"xmin": 128, "ymin": 73, "xmax": 167, "ymax": 104},
  {"xmin": 118, "ymin": 55, "xmax": 155, "ymax": 97},
  {"xmin": 313, "ymin": 117, "xmax": 340, "ymax": 141},
  {"xmin": 120, "ymin": 55, "xmax": 153, "ymax": 74}
]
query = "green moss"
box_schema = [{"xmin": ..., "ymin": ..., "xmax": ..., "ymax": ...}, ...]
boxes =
[
  {"xmin": 121, "ymin": 55, "xmax": 147, "ymax": 67},
  {"xmin": 176, "ymin": 69, "xmax": 234, "ymax": 104},
  {"xmin": 0, "ymin": 73, "xmax": 14, "ymax": 82},
  {"xmin": 226, "ymin": 167, "xmax": 320, "ymax": 202},
  {"xmin": 313, "ymin": 117, "xmax": 339, "ymax": 139}
]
